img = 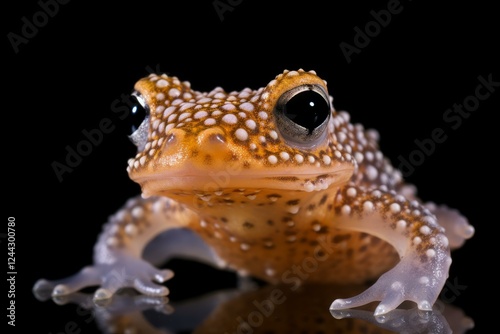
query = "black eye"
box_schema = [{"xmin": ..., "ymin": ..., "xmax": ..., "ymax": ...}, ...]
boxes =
[
  {"xmin": 130, "ymin": 92, "xmax": 149, "ymax": 133},
  {"xmin": 128, "ymin": 91, "xmax": 150, "ymax": 151},
  {"xmin": 274, "ymin": 84, "xmax": 331, "ymax": 147}
]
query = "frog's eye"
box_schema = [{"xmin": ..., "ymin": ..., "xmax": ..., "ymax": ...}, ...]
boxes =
[
  {"xmin": 274, "ymin": 84, "xmax": 331, "ymax": 147},
  {"xmin": 128, "ymin": 91, "xmax": 150, "ymax": 151}
]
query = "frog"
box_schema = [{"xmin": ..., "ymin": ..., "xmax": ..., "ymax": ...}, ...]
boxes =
[{"xmin": 34, "ymin": 69, "xmax": 475, "ymax": 315}]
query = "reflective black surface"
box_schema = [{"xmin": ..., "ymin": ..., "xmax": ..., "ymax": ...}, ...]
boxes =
[{"xmin": 6, "ymin": 0, "xmax": 497, "ymax": 333}]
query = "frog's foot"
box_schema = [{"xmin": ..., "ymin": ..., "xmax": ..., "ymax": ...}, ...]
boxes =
[
  {"xmin": 425, "ymin": 202, "xmax": 475, "ymax": 249},
  {"xmin": 33, "ymin": 256, "xmax": 173, "ymax": 301},
  {"xmin": 330, "ymin": 251, "xmax": 449, "ymax": 316}
]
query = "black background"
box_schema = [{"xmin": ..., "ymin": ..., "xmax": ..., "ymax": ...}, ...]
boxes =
[{"xmin": 5, "ymin": 0, "xmax": 498, "ymax": 333}]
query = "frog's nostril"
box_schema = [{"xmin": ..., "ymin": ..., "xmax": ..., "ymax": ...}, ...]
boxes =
[
  {"xmin": 197, "ymin": 128, "xmax": 228, "ymax": 151},
  {"xmin": 208, "ymin": 133, "xmax": 226, "ymax": 144},
  {"xmin": 166, "ymin": 133, "xmax": 177, "ymax": 145}
]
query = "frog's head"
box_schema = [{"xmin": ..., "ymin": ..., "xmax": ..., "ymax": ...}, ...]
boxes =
[{"xmin": 127, "ymin": 69, "xmax": 355, "ymax": 203}]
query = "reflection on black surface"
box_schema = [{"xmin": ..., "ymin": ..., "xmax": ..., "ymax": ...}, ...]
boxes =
[{"xmin": 34, "ymin": 283, "xmax": 474, "ymax": 334}]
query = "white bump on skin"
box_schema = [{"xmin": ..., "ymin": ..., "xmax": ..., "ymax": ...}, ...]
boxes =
[
  {"xmin": 363, "ymin": 201, "xmax": 374, "ymax": 212},
  {"xmin": 426, "ymin": 248, "xmax": 436, "ymax": 258},
  {"xmin": 194, "ymin": 111, "xmax": 208, "ymax": 119},
  {"xmin": 158, "ymin": 122, "xmax": 165, "ymax": 133},
  {"xmin": 323, "ymin": 155, "xmax": 332, "ymax": 165},
  {"xmin": 365, "ymin": 165, "xmax": 378, "ymax": 180},
  {"xmin": 396, "ymin": 220, "xmax": 407, "ymax": 231},
  {"xmin": 238, "ymin": 91, "xmax": 250, "ymax": 99},
  {"xmin": 413, "ymin": 236, "xmax": 422, "ymax": 245},
  {"xmin": 168, "ymin": 88, "xmax": 181, "ymax": 97},
  {"xmin": 168, "ymin": 114, "xmax": 177, "ymax": 123},
  {"xmin": 334, "ymin": 151, "xmax": 342, "ymax": 158},
  {"xmin": 156, "ymin": 79, "xmax": 168, "ymax": 88},
  {"xmin": 165, "ymin": 123, "xmax": 175, "ymax": 133},
  {"xmin": 179, "ymin": 103, "xmax": 195, "ymax": 112},
  {"xmin": 238, "ymin": 112, "xmax": 247, "ymax": 118},
  {"xmin": 280, "ymin": 152, "xmax": 290, "ymax": 161},
  {"xmin": 204, "ymin": 118, "xmax": 216, "ymax": 126},
  {"xmin": 391, "ymin": 281, "xmax": 402, "ymax": 290},
  {"xmin": 341, "ymin": 205, "xmax": 351, "ymax": 215},
  {"xmin": 269, "ymin": 130, "xmax": 278, "ymax": 140},
  {"xmin": 240, "ymin": 243, "xmax": 250, "ymax": 251},
  {"xmin": 259, "ymin": 136, "xmax": 266, "ymax": 143},
  {"xmin": 287, "ymin": 206, "xmax": 300, "ymax": 214},
  {"xmin": 163, "ymin": 106, "xmax": 176, "ymax": 119},
  {"xmin": 365, "ymin": 151, "xmax": 374, "ymax": 161},
  {"xmin": 308, "ymin": 156, "xmax": 315, "ymax": 163},
  {"xmin": 258, "ymin": 111, "xmax": 268, "ymax": 120},
  {"xmin": 240, "ymin": 102, "xmax": 254, "ymax": 112},
  {"xmin": 211, "ymin": 110, "xmax": 222, "ymax": 116},
  {"xmin": 268, "ymin": 155, "xmax": 278, "ymax": 164},
  {"xmin": 106, "ymin": 237, "xmax": 119, "ymax": 247},
  {"xmin": 346, "ymin": 187, "xmax": 357, "ymax": 197},
  {"xmin": 304, "ymin": 181, "xmax": 314, "ymax": 192},
  {"xmin": 172, "ymin": 98, "xmax": 183, "ymax": 106},
  {"xmin": 439, "ymin": 234, "xmax": 449, "ymax": 247},
  {"xmin": 420, "ymin": 225, "xmax": 431, "ymax": 235},
  {"xmin": 222, "ymin": 103, "xmax": 236, "ymax": 111},
  {"xmin": 155, "ymin": 105, "xmax": 165, "ymax": 114},
  {"xmin": 222, "ymin": 114, "xmax": 238, "ymax": 124},
  {"xmin": 419, "ymin": 276, "xmax": 430, "ymax": 284},
  {"xmin": 245, "ymin": 119, "xmax": 257, "ymax": 130},
  {"xmin": 295, "ymin": 154, "xmax": 304, "ymax": 163},
  {"xmin": 125, "ymin": 223, "xmax": 138, "ymax": 236},
  {"xmin": 152, "ymin": 119, "xmax": 160, "ymax": 130},
  {"xmin": 139, "ymin": 156, "xmax": 147, "ymax": 166},
  {"xmin": 178, "ymin": 112, "xmax": 191, "ymax": 121},
  {"xmin": 249, "ymin": 143, "xmax": 257, "ymax": 150},
  {"xmin": 390, "ymin": 203, "xmax": 401, "ymax": 213},
  {"xmin": 235, "ymin": 128, "xmax": 249, "ymax": 141},
  {"xmin": 198, "ymin": 97, "xmax": 211, "ymax": 104},
  {"xmin": 131, "ymin": 206, "xmax": 144, "ymax": 218}
]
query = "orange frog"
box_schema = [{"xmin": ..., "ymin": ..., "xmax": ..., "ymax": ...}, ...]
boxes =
[{"xmin": 34, "ymin": 69, "xmax": 474, "ymax": 315}]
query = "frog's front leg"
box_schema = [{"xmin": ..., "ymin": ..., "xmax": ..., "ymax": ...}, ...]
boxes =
[
  {"xmin": 329, "ymin": 185, "xmax": 467, "ymax": 315},
  {"xmin": 33, "ymin": 195, "xmax": 222, "ymax": 301}
]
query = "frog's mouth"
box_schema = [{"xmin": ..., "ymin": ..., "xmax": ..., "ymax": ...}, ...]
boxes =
[{"xmin": 133, "ymin": 167, "xmax": 353, "ymax": 199}]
